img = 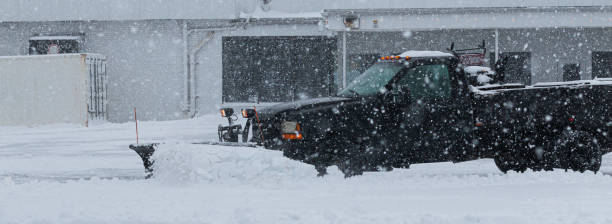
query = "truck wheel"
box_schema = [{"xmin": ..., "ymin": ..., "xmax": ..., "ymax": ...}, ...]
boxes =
[
  {"xmin": 513, "ymin": 164, "xmax": 528, "ymax": 173},
  {"xmin": 530, "ymin": 165, "xmax": 543, "ymax": 172},
  {"xmin": 590, "ymin": 154, "xmax": 603, "ymax": 173},
  {"xmin": 315, "ymin": 164, "xmax": 328, "ymax": 177},
  {"xmin": 494, "ymin": 151, "xmax": 527, "ymax": 173},
  {"xmin": 494, "ymin": 131, "xmax": 534, "ymax": 173},
  {"xmin": 494, "ymin": 153, "xmax": 512, "ymax": 173},
  {"xmin": 570, "ymin": 142, "xmax": 602, "ymax": 173},
  {"xmin": 337, "ymin": 158, "xmax": 365, "ymax": 178},
  {"xmin": 558, "ymin": 131, "xmax": 602, "ymax": 173},
  {"xmin": 282, "ymin": 145, "xmax": 305, "ymax": 161}
]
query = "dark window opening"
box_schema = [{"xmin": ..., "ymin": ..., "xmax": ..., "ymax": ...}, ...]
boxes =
[
  {"xmin": 490, "ymin": 52, "xmax": 532, "ymax": 85},
  {"xmin": 29, "ymin": 36, "xmax": 81, "ymax": 55},
  {"xmin": 563, "ymin": 63, "xmax": 580, "ymax": 81},
  {"xmin": 222, "ymin": 36, "xmax": 337, "ymax": 103},
  {"xmin": 592, "ymin": 52, "xmax": 612, "ymax": 78}
]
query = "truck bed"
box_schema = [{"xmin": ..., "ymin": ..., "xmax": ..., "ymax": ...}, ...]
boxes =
[{"xmin": 471, "ymin": 79, "xmax": 612, "ymax": 156}]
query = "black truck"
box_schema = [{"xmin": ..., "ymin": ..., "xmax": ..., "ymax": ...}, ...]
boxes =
[{"xmin": 245, "ymin": 51, "xmax": 611, "ymax": 177}]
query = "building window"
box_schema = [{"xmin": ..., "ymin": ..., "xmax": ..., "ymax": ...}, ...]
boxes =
[
  {"xmin": 490, "ymin": 52, "xmax": 532, "ymax": 85},
  {"xmin": 563, "ymin": 63, "xmax": 580, "ymax": 81},
  {"xmin": 29, "ymin": 36, "xmax": 81, "ymax": 55},
  {"xmin": 592, "ymin": 52, "xmax": 612, "ymax": 78},
  {"xmin": 222, "ymin": 36, "xmax": 337, "ymax": 103}
]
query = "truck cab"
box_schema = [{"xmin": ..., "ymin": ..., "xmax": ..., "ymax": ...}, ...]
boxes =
[
  {"xmin": 249, "ymin": 51, "xmax": 609, "ymax": 176},
  {"xmin": 258, "ymin": 51, "xmax": 477, "ymax": 175}
]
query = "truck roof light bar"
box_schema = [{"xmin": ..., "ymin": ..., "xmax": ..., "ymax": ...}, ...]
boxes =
[{"xmin": 380, "ymin": 55, "xmax": 411, "ymax": 61}]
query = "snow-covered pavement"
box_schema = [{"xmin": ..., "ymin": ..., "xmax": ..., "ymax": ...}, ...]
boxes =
[{"xmin": 2, "ymin": 115, "xmax": 612, "ymax": 223}]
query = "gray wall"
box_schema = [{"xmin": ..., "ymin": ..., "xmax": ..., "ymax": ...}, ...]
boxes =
[
  {"xmin": 5, "ymin": 0, "xmax": 611, "ymax": 23},
  {"xmin": 0, "ymin": 19, "xmax": 330, "ymax": 122},
  {"xmin": 2, "ymin": 19, "xmax": 611, "ymax": 123},
  {"xmin": 86, "ymin": 20, "xmax": 185, "ymax": 123},
  {"xmin": 0, "ymin": 0, "xmax": 237, "ymax": 22},
  {"xmin": 344, "ymin": 28, "xmax": 612, "ymax": 84},
  {"xmin": 0, "ymin": 20, "xmax": 185, "ymax": 122}
]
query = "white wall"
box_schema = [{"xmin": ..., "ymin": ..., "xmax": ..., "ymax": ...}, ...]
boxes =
[
  {"xmin": 0, "ymin": 54, "xmax": 88, "ymax": 126},
  {"xmin": 0, "ymin": 20, "xmax": 187, "ymax": 123},
  {"xmin": 3, "ymin": 0, "xmax": 612, "ymax": 22},
  {"xmin": 0, "ymin": 0, "xmax": 237, "ymax": 22},
  {"xmin": 269, "ymin": 0, "xmax": 612, "ymax": 13},
  {"xmin": 325, "ymin": 8, "xmax": 612, "ymax": 31}
]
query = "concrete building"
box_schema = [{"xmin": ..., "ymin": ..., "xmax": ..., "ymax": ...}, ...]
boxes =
[{"xmin": 1, "ymin": 0, "xmax": 612, "ymax": 122}]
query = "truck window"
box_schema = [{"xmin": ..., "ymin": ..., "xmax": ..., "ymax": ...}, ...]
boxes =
[
  {"xmin": 338, "ymin": 63, "xmax": 404, "ymax": 97},
  {"xmin": 396, "ymin": 64, "xmax": 451, "ymax": 99}
]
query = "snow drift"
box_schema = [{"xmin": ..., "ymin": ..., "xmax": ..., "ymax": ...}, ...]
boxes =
[
  {"xmin": 151, "ymin": 143, "xmax": 326, "ymax": 184},
  {"xmin": 3, "ymin": 116, "xmax": 612, "ymax": 223}
]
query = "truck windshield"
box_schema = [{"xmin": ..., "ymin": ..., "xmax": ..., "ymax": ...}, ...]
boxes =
[{"xmin": 338, "ymin": 63, "xmax": 404, "ymax": 97}]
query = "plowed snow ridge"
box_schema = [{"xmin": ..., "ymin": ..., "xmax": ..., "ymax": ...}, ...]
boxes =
[{"xmin": 1, "ymin": 115, "xmax": 612, "ymax": 223}]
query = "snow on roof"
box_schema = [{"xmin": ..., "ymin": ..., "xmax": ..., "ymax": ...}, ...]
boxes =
[
  {"xmin": 240, "ymin": 6, "xmax": 322, "ymax": 19},
  {"xmin": 0, "ymin": 53, "xmax": 104, "ymax": 61},
  {"xmin": 29, "ymin": 36, "xmax": 82, "ymax": 41},
  {"xmin": 399, "ymin": 51, "xmax": 454, "ymax": 58},
  {"xmin": 4, "ymin": 0, "xmax": 612, "ymax": 23},
  {"xmin": 464, "ymin": 66, "xmax": 494, "ymax": 75},
  {"xmin": 533, "ymin": 79, "xmax": 612, "ymax": 87},
  {"xmin": 0, "ymin": 0, "xmax": 237, "ymax": 22}
]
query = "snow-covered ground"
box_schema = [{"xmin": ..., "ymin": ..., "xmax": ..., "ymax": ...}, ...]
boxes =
[{"xmin": 2, "ymin": 115, "xmax": 612, "ymax": 223}]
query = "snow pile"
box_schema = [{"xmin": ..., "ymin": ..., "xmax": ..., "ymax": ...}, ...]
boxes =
[
  {"xmin": 238, "ymin": 0, "xmax": 322, "ymax": 19},
  {"xmin": 152, "ymin": 143, "xmax": 322, "ymax": 184},
  {"xmin": 3, "ymin": 115, "xmax": 612, "ymax": 223},
  {"xmin": 465, "ymin": 66, "xmax": 496, "ymax": 85},
  {"xmin": 464, "ymin": 66, "xmax": 494, "ymax": 75},
  {"xmin": 476, "ymin": 74, "xmax": 493, "ymax": 84}
]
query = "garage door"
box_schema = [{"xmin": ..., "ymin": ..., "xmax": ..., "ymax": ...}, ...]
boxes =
[{"xmin": 222, "ymin": 36, "xmax": 337, "ymax": 103}]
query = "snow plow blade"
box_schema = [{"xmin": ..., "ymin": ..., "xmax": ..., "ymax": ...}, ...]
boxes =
[
  {"xmin": 129, "ymin": 143, "xmax": 158, "ymax": 178},
  {"xmin": 129, "ymin": 141, "xmax": 260, "ymax": 178}
]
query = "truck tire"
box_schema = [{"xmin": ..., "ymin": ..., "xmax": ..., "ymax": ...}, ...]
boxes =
[
  {"xmin": 494, "ymin": 138, "xmax": 529, "ymax": 173},
  {"xmin": 557, "ymin": 131, "xmax": 602, "ymax": 173},
  {"xmin": 337, "ymin": 151, "xmax": 386, "ymax": 178},
  {"xmin": 337, "ymin": 158, "xmax": 365, "ymax": 178},
  {"xmin": 494, "ymin": 155, "xmax": 527, "ymax": 173},
  {"xmin": 493, "ymin": 153, "xmax": 512, "ymax": 173}
]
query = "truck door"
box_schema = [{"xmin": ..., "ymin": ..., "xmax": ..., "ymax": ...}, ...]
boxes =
[{"xmin": 392, "ymin": 60, "xmax": 472, "ymax": 163}]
